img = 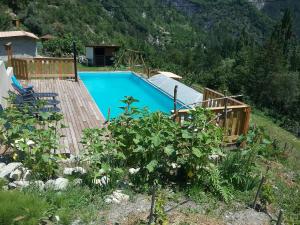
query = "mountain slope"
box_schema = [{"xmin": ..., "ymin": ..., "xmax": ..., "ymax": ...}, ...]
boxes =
[
  {"xmin": 0, "ymin": 0, "xmax": 275, "ymax": 46},
  {"xmin": 262, "ymin": 0, "xmax": 300, "ymax": 37}
]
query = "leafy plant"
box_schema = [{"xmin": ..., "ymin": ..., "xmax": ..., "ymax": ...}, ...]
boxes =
[
  {"xmin": 81, "ymin": 127, "xmax": 126, "ymax": 189},
  {"xmin": 260, "ymin": 182, "xmax": 275, "ymax": 207},
  {"xmin": 0, "ymin": 97, "xmax": 65, "ymax": 180},
  {"xmin": 220, "ymin": 149, "xmax": 259, "ymax": 191},
  {"xmin": 82, "ymin": 96, "xmax": 230, "ymax": 201},
  {"xmin": 42, "ymin": 34, "xmax": 84, "ymax": 57},
  {"xmin": 220, "ymin": 125, "xmax": 270, "ymax": 191}
]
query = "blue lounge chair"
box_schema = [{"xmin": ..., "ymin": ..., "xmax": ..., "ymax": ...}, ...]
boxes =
[
  {"xmin": 11, "ymin": 75, "xmax": 33, "ymax": 92},
  {"xmin": 8, "ymin": 91, "xmax": 60, "ymax": 107},
  {"xmin": 11, "ymin": 83, "xmax": 58, "ymax": 99},
  {"xmin": 9, "ymin": 92, "xmax": 61, "ymax": 114}
]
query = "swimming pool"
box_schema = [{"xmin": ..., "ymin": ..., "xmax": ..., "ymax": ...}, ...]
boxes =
[{"xmin": 79, "ymin": 71, "xmax": 184, "ymax": 119}]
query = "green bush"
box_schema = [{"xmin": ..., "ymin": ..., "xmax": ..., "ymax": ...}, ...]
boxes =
[
  {"xmin": 81, "ymin": 97, "xmax": 231, "ymax": 201},
  {"xmin": 42, "ymin": 34, "xmax": 84, "ymax": 57},
  {"xmin": 0, "ymin": 190, "xmax": 50, "ymax": 225},
  {"xmin": 0, "ymin": 97, "xmax": 65, "ymax": 180},
  {"xmin": 220, "ymin": 125, "xmax": 273, "ymax": 191}
]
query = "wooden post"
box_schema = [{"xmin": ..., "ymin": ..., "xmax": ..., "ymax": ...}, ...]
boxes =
[
  {"xmin": 107, "ymin": 108, "xmax": 111, "ymax": 123},
  {"xmin": 252, "ymin": 175, "xmax": 266, "ymax": 210},
  {"xmin": 173, "ymin": 85, "xmax": 178, "ymax": 121},
  {"xmin": 252, "ymin": 176, "xmax": 265, "ymax": 209},
  {"xmin": 276, "ymin": 209, "xmax": 283, "ymax": 225},
  {"xmin": 224, "ymin": 91, "xmax": 228, "ymax": 137},
  {"xmin": 4, "ymin": 42, "xmax": 13, "ymax": 67},
  {"xmin": 243, "ymin": 107, "xmax": 251, "ymax": 135},
  {"xmin": 148, "ymin": 185, "xmax": 156, "ymax": 225},
  {"xmin": 73, "ymin": 41, "xmax": 78, "ymax": 82}
]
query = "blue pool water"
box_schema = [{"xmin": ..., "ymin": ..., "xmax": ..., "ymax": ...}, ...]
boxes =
[{"xmin": 79, "ymin": 71, "xmax": 183, "ymax": 119}]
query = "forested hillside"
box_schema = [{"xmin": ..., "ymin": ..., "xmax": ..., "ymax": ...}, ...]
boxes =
[
  {"xmin": 0, "ymin": 0, "xmax": 299, "ymax": 135},
  {"xmin": 263, "ymin": 0, "xmax": 300, "ymax": 36}
]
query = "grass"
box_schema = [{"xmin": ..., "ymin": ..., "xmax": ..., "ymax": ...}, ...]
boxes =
[
  {"xmin": 251, "ymin": 110, "xmax": 300, "ymax": 171},
  {"xmin": 0, "ymin": 190, "xmax": 50, "ymax": 225},
  {"xmin": 26, "ymin": 185, "xmax": 107, "ymax": 224},
  {"xmin": 0, "ymin": 185, "xmax": 107, "ymax": 225},
  {"xmin": 250, "ymin": 111, "xmax": 300, "ymax": 223},
  {"xmin": 77, "ymin": 64, "xmax": 115, "ymax": 71}
]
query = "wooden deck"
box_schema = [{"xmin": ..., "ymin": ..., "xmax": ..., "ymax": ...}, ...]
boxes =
[{"xmin": 29, "ymin": 79, "xmax": 105, "ymax": 155}]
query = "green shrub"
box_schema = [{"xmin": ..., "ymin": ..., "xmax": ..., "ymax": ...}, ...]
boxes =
[
  {"xmin": 42, "ymin": 34, "xmax": 84, "ymax": 57},
  {"xmin": 220, "ymin": 149, "xmax": 259, "ymax": 191},
  {"xmin": 0, "ymin": 190, "xmax": 50, "ymax": 225},
  {"xmin": 0, "ymin": 97, "xmax": 65, "ymax": 180},
  {"xmin": 82, "ymin": 96, "xmax": 231, "ymax": 201}
]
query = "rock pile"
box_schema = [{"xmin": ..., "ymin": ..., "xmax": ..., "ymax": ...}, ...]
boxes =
[
  {"xmin": 105, "ymin": 190, "xmax": 130, "ymax": 204},
  {"xmin": 0, "ymin": 162, "xmax": 84, "ymax": 191}
]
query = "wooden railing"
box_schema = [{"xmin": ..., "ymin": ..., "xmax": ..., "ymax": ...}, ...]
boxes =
[
  {"xmin": 11, "ymin": 58, "xmax": 28, "ymax": 80},
  {"xmin": 202, "ymin": 88, "xmax": 245, "ymax": 107},
  {"xmin": 12, "ymin": 57, "xmax": 75, "ymax": 79},
  {"xmin": 175, "ymin": 88, "xmax": 251, "ymax": 144}
]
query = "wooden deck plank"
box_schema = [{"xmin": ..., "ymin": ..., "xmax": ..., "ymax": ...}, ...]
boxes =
[{"xmin": 30, "ymin": 79, "xmax": 105, "ymax": 155}]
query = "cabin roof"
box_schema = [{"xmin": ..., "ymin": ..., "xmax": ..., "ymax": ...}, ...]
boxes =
[
  {"xmin": 40, "ymin": 34, "xmax": 56, "ymax": 40},
  {"xmin": 86, "ymin": 44, "xmax": 120, "ymax": 48},
  {"xmin": 0, "ymin": 31, "xmax": 39, "ymax": 40}
]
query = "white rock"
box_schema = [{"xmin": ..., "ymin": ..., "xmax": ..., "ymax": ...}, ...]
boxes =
[
  {"xmin": 93, "ymin": 176, "xmax": 110, "ymax": 187},
  {"xmin": 9, "ymin": 168, "xmax": 23, "ymax": 181},
  {"xmin": 23, "ymin": 169, "xmax": 32, "ymax": 181},
  {"xmin": 54, "ymin": 215, "xmax": 60, "ymax": 222},
  {"xmin": 63, "ymin": 167, "xmax": 86, "ymax": 176},
  {"xmin": 72, "ymin": 178, "xmax": 82, "ymax": 186},
  {"xmin": 104, "ymin": 198, "xmax": 113, "ymax": 204},
  {"xmin": 113, "ymin": 190, "xmax": 130, "ymax": 202},
  {"xmin": 54, "ymin": 178, "xmax": 69, "ymax": 190},
  {"xmin": 0, "ymin": 162, "xmax": 22, "ymax": 178},
  {"xmin": 8, "ymin": 182, "xmax": 17, "ymax": 189},
  {"xmin": 73, "ymin": 167, "xmax": 86, "ymax": 174},
  {"xmin": 129, "ymin": 168, "xmax": 140, "ymax": 174},
  {"xmin": 45, "ymin": 179, "xmax": 56, "ymax": 190},
  {"xmin": 0, "ymin": 163, "xmax": 6, "ymax": 171},
  {"xmin": 31, "ymin": 180, "xmax": 45, "ymax": 191},
  {"xmin": 63, "ymin": 168, "xmax": 74, "ymax": 175},
  {"xmin": 14, "ymin": 180, "xmax": 29, "ymax": 188},
  {"xmin": 100, "ymin": 176, "xmax": 109, "ymax": 186},
  {"xmin": 111, "ymin": 197, "xmax": 121, "ymax": 204},
  {"xmin": 105, "ymin": 190, "xmax": 129, "ymax": 204},
  {"xmin": 45, "ymin": 178, "xmax": 69, "ymax": 191},
  {"xmin": 9, "ymin": 181, "xmax": 29, "ymax": 189}
]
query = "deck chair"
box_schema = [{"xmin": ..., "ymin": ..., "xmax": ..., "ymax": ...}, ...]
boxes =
[
  {"xmin": 12, "ymin": 96, "xmax": 61, "ymax": 114},
  {"xmin": 11, "ymin": 83, "xmax": 58, "ymax": 99},
  {"xmin": 11, "ymin": 75, "xmax": 33, "ymax": 92},
  {"xmin": 9, "ymin": 91, "xmax": 60, "ymax": 107}
]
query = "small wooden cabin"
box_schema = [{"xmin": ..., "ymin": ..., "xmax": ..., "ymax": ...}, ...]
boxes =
[
  {"xmin": 0, "ymin": 31, "xmax": 39, "ymax": 61},
  {"xmin": 85, "ymin": 44, "xmax": 120, "ymax": 67}
]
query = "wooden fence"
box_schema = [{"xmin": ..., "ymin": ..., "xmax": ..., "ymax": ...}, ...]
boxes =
[
  {"xmin": 12, "ymin": 57, "xmax": 75, "ymax": 79},
  {"xmin": 175, "ymin": 88, "xmax": 251, "ymax": 144}
]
